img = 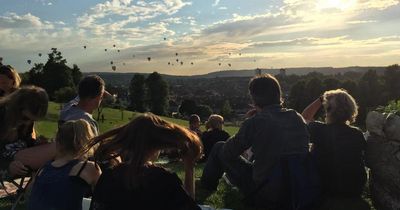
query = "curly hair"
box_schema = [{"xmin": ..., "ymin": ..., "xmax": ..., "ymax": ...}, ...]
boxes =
[{"xmin": 322, "ymin": 89, "xmax": 358, "ymax": 124}]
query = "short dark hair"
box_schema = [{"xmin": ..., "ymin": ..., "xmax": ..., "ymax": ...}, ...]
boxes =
[
  {"xmin": 248, "ymin": 74, "xmax": 282, "ymax": 108},
  {"xmin": 78, "ymin": 75, "xmax": 105, "ymax": 99},
  {"xmin": 189, "ymin": 114, "xmax": 200, "ymax": 124}
]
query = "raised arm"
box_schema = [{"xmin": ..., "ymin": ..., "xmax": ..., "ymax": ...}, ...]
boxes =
[
  {"xmin": 183, "ymin": 159, "xmax": 195, "ymax": 198},
  {"xmin": 301, "ymin": 96, "xmax": 323, "ymax": 123}
]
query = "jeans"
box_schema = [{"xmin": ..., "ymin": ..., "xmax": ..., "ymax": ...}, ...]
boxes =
[{"xmin": 200, "ymin": 141, "xmax": 257, "ymax": 196}]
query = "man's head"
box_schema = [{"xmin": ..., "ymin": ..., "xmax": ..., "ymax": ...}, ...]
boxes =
[
  {"xmin": 78, "ymin": 75, "xmax": 105, "ymax": 109},
  {"xmin": 248, "ymin": 74, "xmax": 282, "ymax": 109}
]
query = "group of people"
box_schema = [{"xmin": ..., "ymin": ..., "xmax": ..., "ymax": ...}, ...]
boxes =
[{"xmin": 0, "ymin": 63, "xmax": 370, "ymax": 210}]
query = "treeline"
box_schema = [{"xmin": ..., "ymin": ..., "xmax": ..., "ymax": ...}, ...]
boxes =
[{"xmin": 285, "ymin": 64, "xmax": 400, "ymax": 125}]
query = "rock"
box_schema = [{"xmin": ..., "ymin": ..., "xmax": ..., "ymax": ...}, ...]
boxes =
[
  {"xmin": 366, "ymin": 111, "xmax": 386, "ymax": 137},
  {"xmin": 384, "ymin": 113, "xmax": 400, "ymax": 142},
  {"xmin": 366, "ymin": 111, "xmax": 400, "ymax": 210}
]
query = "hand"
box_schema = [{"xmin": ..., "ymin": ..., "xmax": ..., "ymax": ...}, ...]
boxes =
[{"xmin": 9, "ymin": 160, "xmax": 29, "ymax": 176}]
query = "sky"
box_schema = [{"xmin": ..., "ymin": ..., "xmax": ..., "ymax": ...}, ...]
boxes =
[{"xmin": 0, "ymin": 0, "xmax": 399, "ymax": 75}]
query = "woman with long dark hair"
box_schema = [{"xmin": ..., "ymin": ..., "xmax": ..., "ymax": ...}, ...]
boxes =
[{"xmin": 86, "ymin": 113, "xmax": 203, "ymax": 210}]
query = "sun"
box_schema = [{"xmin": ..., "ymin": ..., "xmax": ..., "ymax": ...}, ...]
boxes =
[{"xmin": 317, "ymin": 0, "xmax": 357, "ymax": 11}]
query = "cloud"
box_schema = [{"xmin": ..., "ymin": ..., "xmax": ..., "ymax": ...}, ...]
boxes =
[
  {"xmin": 218, "ymin": 7, "xmax": 227, "ymax": 10},
  {"xmin": 212, "ymin": 0, "xmax": 220, "ymax": 7},
  {"xmin": 0, "ymin": 13, "xmax": 54, "ymax": 29}
]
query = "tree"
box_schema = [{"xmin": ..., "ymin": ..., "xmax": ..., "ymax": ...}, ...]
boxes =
[
  {"xmin": 195, "ymin": 105, "xmax": 213, "ymax": 121},
  {"xmin": 178, "ymin": 99, "xmax": 197, "ymax": 116},
  {"xmin": 357, "ymin": 70, "xmax": 384, "ymax": 124},
  {"xmin": 323, "ymin": 78, "xmax": 341, "ymax": 91},
  {"xmin": 129, "ymin": 74, "xmax": 147, "ymax": 112},
  {"xmin": 54, "ymin": 87, "xmax": 76, "ymax": 104},
  {"xmin": 383, "ymin": 64, "xmax": 400, "ymax": 101},
  {"xmin": 26, "ymin": 48, "xmax": 81, "ymax": 99},
  {"xmin": 71, "ymin": 64, "xmax": 82, "ymax": 87},
  {"xmin": 288, "ymin": 80, "xmax": 307, "ymax": 112},
  {"xmin": 220, "ymin": 100, "xmax": 233, "ymax": 120},
  {"xmin": 146, "ymin": 72, "xmax": 169, "ymax": 115}
]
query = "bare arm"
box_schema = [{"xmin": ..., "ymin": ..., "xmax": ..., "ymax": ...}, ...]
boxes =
[
  {"xmin": 183, "ymin": 158, "xmax": 195, "ymax": 198},
  {"xmin": 301, "ymin": 97, "xmax": 322, "ymax": 123}
]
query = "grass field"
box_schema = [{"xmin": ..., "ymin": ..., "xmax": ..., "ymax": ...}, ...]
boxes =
[{"xmin": 0, "ymin": 102, "xmax": 374, "ymax": 210}]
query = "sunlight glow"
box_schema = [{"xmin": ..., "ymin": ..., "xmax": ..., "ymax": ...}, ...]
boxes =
[{"xmin": 316, "ymin": 0, "xmax": 357, "ymax": 11}]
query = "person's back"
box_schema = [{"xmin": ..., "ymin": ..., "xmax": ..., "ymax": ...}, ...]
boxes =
[
  {"xmin": 91, "ymin": 164, "xmax": 200, "ymax": 210},
  {"xmin": 241, "ymin": 106, "xmax": 309, "ymax": 184},
  {"xmin": 28, "ymin": 159, "xmax": 91, "ymax": 210},
  {"xmin": 309, "ymin": 122, "xmax": 366, "ymax": 196},
  {"xmin": 202, "ymin": 129, "xmax": 230, "ymax": 159}
]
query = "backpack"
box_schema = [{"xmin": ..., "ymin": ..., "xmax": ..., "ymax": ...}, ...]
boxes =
[{"xmin": 246, "ymin": 153, "xmax": 321, "ymax": 210}]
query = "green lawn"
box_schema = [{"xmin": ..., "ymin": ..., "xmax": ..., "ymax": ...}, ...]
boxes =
[{"xmin": 1, "ymin": 102, "xmax": 374, "ymax": 210}]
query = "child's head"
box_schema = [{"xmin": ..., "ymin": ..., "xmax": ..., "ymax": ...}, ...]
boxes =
[
  {"xmin": 56, "ymin": 120, "xmax": 95, "ymax": 157},
  {"xmin": 189, "ymin": 114, "xmax": 200, "ymax": 130},
  {"xmin": 89, "ymin": 113, "xmax": 203, "ymax": 169}
]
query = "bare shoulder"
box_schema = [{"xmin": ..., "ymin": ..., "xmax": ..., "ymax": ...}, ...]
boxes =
[{"xmin": 71, "ymin": 160, "xmax": 102, "ymax": 185}]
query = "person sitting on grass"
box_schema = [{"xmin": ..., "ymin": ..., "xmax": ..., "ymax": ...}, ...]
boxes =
[
  {"xmin": 28, "ymin": 120, "xmax": 101, "ymax": 210},
  {"xmin": 302, "ymin": 89, "xmax": 369, "ymax": 210},
  {"xmin": 200, "ymin": 114, "xmax": 230, "ymax": 161},
  {"xmin": 200, "ymin": 74, "xmax": 311, "ymax": 209},
  {"xmin": 85, "ymin": 113, "xmax": 202, "ymax": 210},
  {"xmin": 0, "ymin": 86, "xmax": 55, "ymax": 180},
  {"xmin": 189, "ymin": 114, "xmax": 202, "ymax": 137}
]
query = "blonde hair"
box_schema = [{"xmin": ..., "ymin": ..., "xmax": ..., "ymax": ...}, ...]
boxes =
[
  {"xmin": 56, "ymin": 120, "xmax": 95, "ymax": 157},
  {"xmin": 206, "ymin": 114, "xmax": 224, "ymax": 130},
  {"xmin": 322, "ymin": 89, "xmax": 358, "ymax": 124}
]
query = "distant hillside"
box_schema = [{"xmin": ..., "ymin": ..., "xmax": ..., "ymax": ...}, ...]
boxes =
[{"xmin": 86, "ymin": 66, "xmax": 386, "ymax": 86}]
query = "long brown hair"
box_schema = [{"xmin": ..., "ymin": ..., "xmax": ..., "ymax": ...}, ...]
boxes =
[
  {"xmin": 85, "ymin": 113, "xmax": 202, "ymax": 186},
  {"xmin": 0, "ymin": 86, "xmax": 48, "ymax": 140}
]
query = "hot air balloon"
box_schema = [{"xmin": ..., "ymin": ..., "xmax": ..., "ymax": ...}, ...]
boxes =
[
  {"xmin": 0, "ymin": 57, "xmax": 3, "ymax": 63},
  {"xmin": 239, "ymin": 53, "xmax": 242, "ymax": 56},
  {"xmin": 117, "ymin": 50, "xmax": 120, "ymax": 53},
  {"xmin": 180, "ymin": 61, "xmax": 183, "ymax": 65},
  {"xmin": 191, "ymin": 62, "xmax": 193, "ymax": 65},
  {"xmin": 110, "ymin": 61, "xmax": 113, "ymax": 65},
  {"xmin": 228, "ymin": 53, "xmax": 231, "ymax": 56},
  {"xmin": 38, "ymin": 53, "xmax": 42, "ymax": 57},
  {"xmin": 164, "ymin": 37, "xmax": 166, "ymax": 41},
  {"xmin": 83, "ymin": 46, "xmax": 87, "ymax": 49},
  {"xmin": 176, "ymin": 59, "xmax": 179, "ymax": 62},
  {"xmin": 218, "ymin": 63, "xmax": 221, "ymax": 66},
  {"xmin": 112, "ymin": 66, "xmax": 116, "ymax": 71},
  {"xmin": 123, "ymin": 63, "xmax": 126, "ymax": 66},
  {"xmin": 175, "ymin": 53, "xmax": 178, "ymax": 56},
  {"xmin": 147, "ymin": 57, "xmax": 151, "ymax": 61},
  {"xmin": 228, "ymin": 63, "xmax": 231, "ymax": 67},
  {"xmin": 104, "ymin": 49, "xmax": 107, "ymax": 52},
  {"xmin": 27, "ymin": 60, "xmax": 32, "ymax": 64},
  {"xmin": 132, "ymin": 54, "xmax": 135, "ymax": 58},
  {"xmin": 168, "ymin": 62, "xmax": 170, "ymax": 65},
  {"xmin": 113, "ymin": 44, "xmax": 116, "ymax": 48}
]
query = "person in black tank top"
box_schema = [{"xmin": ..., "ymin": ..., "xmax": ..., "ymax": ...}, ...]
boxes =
[
  {"xmin": 28, "ymin": 120, "xmax": 101, "ymax": 210},
  {"xmin": 85, "ymin": 113, "xmax": 203, "ymax": 210}
]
